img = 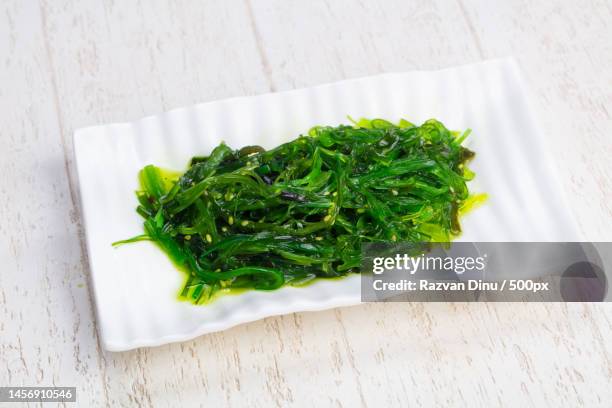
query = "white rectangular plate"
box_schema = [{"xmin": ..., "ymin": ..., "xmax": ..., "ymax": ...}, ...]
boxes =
[{"xmin": 74, "ymin": 58, "xmax": 580, "ymax": 351}]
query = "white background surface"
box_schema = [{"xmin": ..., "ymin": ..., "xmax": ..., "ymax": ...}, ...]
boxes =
[{"xmin": 1, "ymin": 0, "xmax": 611, "ymax": 406}]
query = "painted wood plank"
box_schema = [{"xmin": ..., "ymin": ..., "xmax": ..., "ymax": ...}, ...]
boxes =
[{"xmin": 0, "ymin": 0, "xmax": 611, "ymax": 406}]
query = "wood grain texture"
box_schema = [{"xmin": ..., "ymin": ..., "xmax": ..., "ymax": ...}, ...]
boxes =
[{"xmin": 1, "ymin": 0, "xmax": 611, "ymax": 406}]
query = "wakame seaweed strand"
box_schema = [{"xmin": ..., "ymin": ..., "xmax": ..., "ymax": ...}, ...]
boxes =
[{"xmin": 114, "ymin": 118, "xmax": 482, "ymax": 304}]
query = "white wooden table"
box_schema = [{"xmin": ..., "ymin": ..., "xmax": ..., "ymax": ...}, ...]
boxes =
[{"xmin": 2, "ymin": 1, "xmax": 612, "ymax": 406}]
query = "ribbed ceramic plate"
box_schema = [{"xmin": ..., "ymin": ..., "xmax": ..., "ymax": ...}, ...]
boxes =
[{"xmin": 74, "ymin": 58, "xmax": 580, "ymax": 351}]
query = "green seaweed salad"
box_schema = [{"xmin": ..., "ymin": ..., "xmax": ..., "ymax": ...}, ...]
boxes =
[{"xmin": 114, "ymin": 118, "xmax": 485, "ymax": 304}]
